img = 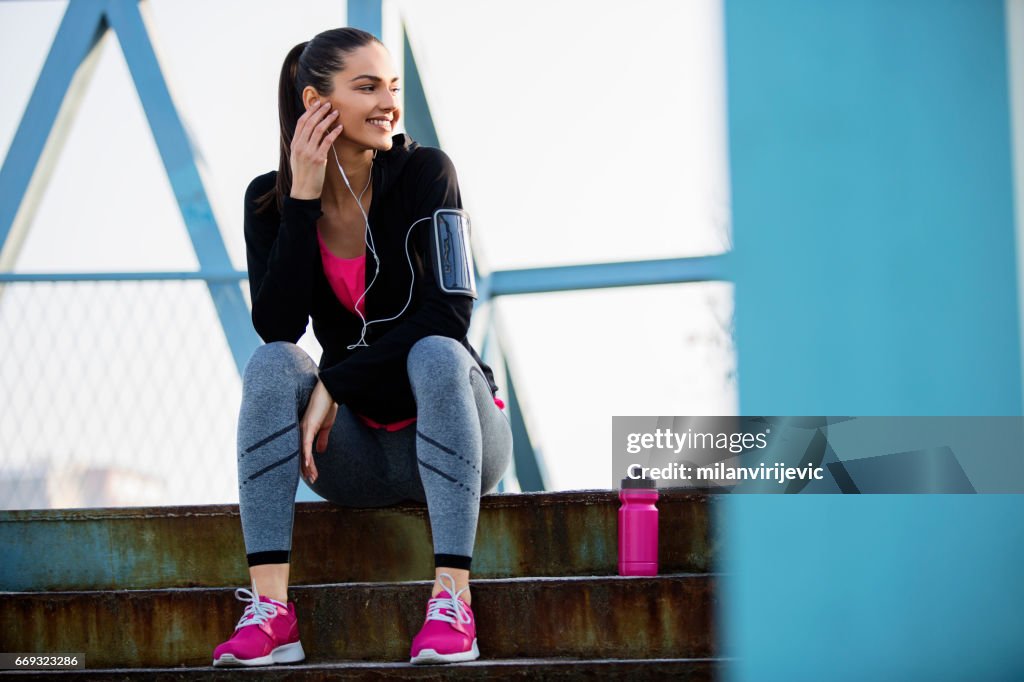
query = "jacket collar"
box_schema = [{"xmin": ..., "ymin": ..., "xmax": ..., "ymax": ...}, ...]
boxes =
[{"xmin": 372, "ymin": 132, "xmax": 420, "ymax": 197}]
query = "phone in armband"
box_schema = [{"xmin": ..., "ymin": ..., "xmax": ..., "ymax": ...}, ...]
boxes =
[{"xmin": 430, "ymin": 208, "xmax": 477, "ymax": 298}]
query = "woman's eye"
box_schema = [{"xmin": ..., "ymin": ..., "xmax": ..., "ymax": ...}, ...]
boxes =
[{"xmin": 357, "ymin": 85, "xmax": 401, "ymax": 93}]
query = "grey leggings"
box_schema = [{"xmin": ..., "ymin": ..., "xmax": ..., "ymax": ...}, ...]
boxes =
[{"xmin": 236, "ymin": 335, "xmax": 513, "ymax": 570}]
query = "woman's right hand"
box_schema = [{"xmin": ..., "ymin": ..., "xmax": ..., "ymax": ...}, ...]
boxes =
[
  {"xmin": 299, "ymin": 378, "xmax": 337, "ymax": 486},
  {"xmin": 290, "ymin": 100, "xmax": 344, "ymax": 200}
]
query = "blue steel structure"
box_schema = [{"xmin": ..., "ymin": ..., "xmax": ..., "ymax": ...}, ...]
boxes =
[{"xmin": 0, "ymin": 0, "xmax": 728, "ymax": 495}]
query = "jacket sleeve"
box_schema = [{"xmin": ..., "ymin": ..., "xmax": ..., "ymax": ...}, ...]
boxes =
[
  {"xmin": 243, "ymin": 175, "xmax": 322, "ymax": 343},
  {"xmin": 318, "ymin": 148, "xmax": 475, "ymax": 404}
]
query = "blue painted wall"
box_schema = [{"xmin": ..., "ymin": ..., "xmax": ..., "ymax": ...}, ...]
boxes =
[{"xmin": 722, "ymin": 1, "xmax": 1024, "ymax": 679}]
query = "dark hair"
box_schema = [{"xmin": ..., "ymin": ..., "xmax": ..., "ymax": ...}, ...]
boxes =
[{"xmin": 254, "ymin": 27, "xmax": 383, "ymax": 214}]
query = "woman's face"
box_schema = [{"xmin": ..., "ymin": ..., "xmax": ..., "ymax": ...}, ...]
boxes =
[{"xmin": 304, "ymin": 42, "xmax": 401, "ymax": 152}]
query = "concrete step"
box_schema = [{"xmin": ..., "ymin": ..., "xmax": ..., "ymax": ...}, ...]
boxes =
[
  {"xmin": 0, "ymin": 490, "xmax": 715, "ymax": 591},
  {"xmin": 2, "ymin": 657, "xmax": 724, "ymax": 680},
  {"xmin": 0, "ymin": 574, "xmax": 717, "ymax": 668}
]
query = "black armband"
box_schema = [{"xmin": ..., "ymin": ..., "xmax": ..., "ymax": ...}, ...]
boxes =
[{"xmin": 431, "ymin": 208, "xmax": 477, "ymax": 298}]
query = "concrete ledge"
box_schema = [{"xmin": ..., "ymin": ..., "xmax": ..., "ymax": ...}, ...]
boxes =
[
  {"xmin": 0, "ymin": 574, "xmax": 718, "ymax": 667},
  {"xmin": 0, "ymin": 490, "xmax": 717, "ymax": 591}
]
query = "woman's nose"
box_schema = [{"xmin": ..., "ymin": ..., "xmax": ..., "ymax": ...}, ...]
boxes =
[{"xmin": 379, "ymin": 88, "xmax": 398, "ymax": 110}]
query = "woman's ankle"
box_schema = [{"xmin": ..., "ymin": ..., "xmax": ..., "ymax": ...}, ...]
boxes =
[
  {"xmin": 432, "ymin": 567, "xmax": 471, "ymax": 605},
  {"xmin": 249, "ymin": 562, "xmax": 291, "ymax": 604}
]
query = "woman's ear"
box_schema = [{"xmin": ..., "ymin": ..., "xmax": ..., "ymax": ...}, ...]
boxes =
[{"xmin": 301, "ymin": 86, "xmax": 322, "ymax": 111}]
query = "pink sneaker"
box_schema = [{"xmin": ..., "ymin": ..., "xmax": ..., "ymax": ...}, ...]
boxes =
[
  {"xmin": 212, "ymin": 587, "xmax": 305, "ymax": 667},
  {"xmin": 409, "ymin": 573, "xmax": 479, "ymax": 664}
]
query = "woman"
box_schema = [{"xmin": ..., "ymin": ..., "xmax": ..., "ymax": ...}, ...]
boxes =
[{"xmin": 212, "ymin": 27, "xmax": 512, "ymax": 667}]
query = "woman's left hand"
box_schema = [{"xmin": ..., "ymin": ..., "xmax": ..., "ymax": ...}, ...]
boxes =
[{"xmin": 300, "ymin": 378, "xmax": 336, "ymax": 485}]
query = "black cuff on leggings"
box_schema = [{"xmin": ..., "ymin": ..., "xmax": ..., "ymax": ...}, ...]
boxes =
[
  {"xmin": 247, "ymin": 550, "xmax": 291, "ymax": 567},
  {"xmin": 434, "ymin": 553, "xmax": 472, "ymax": 571}
]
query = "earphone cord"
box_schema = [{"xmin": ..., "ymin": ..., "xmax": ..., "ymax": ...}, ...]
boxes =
[
  {"xmin": 332, "ymin": 144, "xmax": 381, "ymax": 349},
  {"xmin": 331, "ymin": 144, "xmax": 376, "ymax": 256},
  {"xmin": 329, "ymin": 141, "xmax": 421, "ymax": 348},
  {"xmin": 328, "ymin": 145, "xmax": 433, "ymax": 350},
  {"xmin": 344, "ymin": 216, "xmax": 431, "ymax": 350}
]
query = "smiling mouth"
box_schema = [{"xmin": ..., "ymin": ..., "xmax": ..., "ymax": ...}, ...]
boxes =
[{"xmin": 367, "ymin": 118, "xmax": 393, "ymax": 131}]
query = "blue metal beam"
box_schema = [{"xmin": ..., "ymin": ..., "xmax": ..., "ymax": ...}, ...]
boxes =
[
  {"xmin": 504, "ymin": 355, "xmax": 547, "ymax": 492},
  {"xmin": 0, "ymin": 271, "xmax": 246, "ymax": 282},
  {"xmin": 0, "ymin": 0, "xmax": 107, "ymax": 269},
  {"xmin": 347, "ymin": 0, "xmax": 382, "ymax": 39},
  {"xmin": 103, "ymin": 0, "xmax": 259, "ymax": 375},
  {"xmin": 401, "ymin": 24, "xmax": 439, "ymax": 148},
  {"xmin": 0, "ymin": 256, "xmax": 732, "ymax": 290},
  {"xmin": 488, "ymin": 254, "xmax": 730, "ymax": 296},
  {"xmin": 104, "ymin": 0, "xmax": 228, "ymax": 273}
]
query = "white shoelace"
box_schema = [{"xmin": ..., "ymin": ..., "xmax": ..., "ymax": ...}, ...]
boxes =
[
  {"xmin": 232, "ymin": 586, "xmax": 279, "ymax": 630},
  {"xmin": 425, "ymin": 573, "xmax": 472, "ymax": 626}
]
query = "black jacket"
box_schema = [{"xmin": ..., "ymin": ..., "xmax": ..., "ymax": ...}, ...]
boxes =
[{"xmin": 243, "ymin": 133, "xmax": 498, "ymax": 423}]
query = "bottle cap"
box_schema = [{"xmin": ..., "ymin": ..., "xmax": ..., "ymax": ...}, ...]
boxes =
[{"xmin": 621, "ymin": 476, "xmax": 657, "ymax": 489}]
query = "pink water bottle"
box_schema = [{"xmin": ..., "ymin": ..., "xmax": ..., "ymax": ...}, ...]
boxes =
[{"xmin": 618, "ymin": 477, "xmax": 659, "ymax": 576}]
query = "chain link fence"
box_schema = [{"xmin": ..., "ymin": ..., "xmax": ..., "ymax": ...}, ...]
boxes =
[{"xmin": 0, "ymin": 277, "xmax": 269, "ymax": 510}]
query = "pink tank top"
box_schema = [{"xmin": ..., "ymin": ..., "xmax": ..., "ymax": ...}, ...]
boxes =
[
  {"xmin": 318, "ymin": 231, "xmax": 506, "ymax": 431},
  {"xmin": 318, "ymin": 231, "xmax": 366, "ymax": 317}
]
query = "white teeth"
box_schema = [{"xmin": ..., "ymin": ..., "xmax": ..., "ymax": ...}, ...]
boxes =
[{"xmin": 368, "ymin": 119, "xmax": 392, "ymax": 129}]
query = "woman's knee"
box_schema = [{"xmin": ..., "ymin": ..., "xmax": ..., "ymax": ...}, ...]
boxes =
[
  {"xmin": 243, "ymin": 341, "xmax": 317, "ymax": 389},
  {"xmin": 407, "ymin": 335, "xmax": 470, "ymax": 385}
]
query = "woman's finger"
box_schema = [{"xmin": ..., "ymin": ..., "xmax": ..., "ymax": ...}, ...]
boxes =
[
  {"xmin": 313, "ymin": 109, "xmax": 339, "ymax": 138},
  {"xmin": 316, "ymin": 123, "xmax": 344, "ymax": 156},
  {"xmin": 295, "ymin": 100, "xmax": 329, "ymax": 147},
  {"xmin": 309, "ymin": 111, "xmax": 340, "ymax": 160},
  {"xmin": 301, "ymin": 422, "xmax": 318, "ymax": 484},
  {"xmin": 314, "ymin": 402, "xmax": 337, "ymax": 456},
  {"xmin": 298, "ymin": 424, "xmax": 309, "ymax": 482}
]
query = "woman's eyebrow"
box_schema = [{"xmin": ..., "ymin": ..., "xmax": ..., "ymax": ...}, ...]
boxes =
[{"xmin": 349, "ymin": 75, "xmax": 401, "ymax": 83}]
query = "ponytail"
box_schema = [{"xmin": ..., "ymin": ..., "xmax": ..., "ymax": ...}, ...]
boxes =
[
  {"xmin": 254, "ymin": 28, "xmax": 383, "ymax": 215},
  {"xmin": 254, "ymin": 41, "xmax": 307, "ymax": 215}
]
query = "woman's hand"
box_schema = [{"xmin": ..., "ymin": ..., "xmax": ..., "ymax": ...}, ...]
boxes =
[
  {"xmin": 290, "ymin": 100, "xmax": 344, "ymax": 200},
  {"xmin": 300, "ymin": 378, "xmax": 338, "ymax": 485}
]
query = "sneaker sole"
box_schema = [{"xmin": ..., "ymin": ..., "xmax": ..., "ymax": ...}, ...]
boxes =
[
  {"xmin": 409, "ymin": 639, "xmax": 479, "ymax": 665},
  {"xmin": 213, "ymin": 640, "xmax": 305, "ymax": 667}
]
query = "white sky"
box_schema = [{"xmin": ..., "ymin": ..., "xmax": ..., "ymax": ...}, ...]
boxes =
[{"xmin": 0, "ymin": 0, "xmax": 735, "ymax": 505}]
